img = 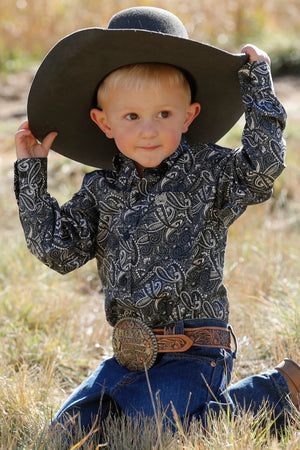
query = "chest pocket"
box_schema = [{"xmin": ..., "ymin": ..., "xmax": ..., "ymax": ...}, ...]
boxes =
[
  {"xmin": 141, "ymin": 191, "xmax": 194, "ymax": 261},
  {"xmin": 152, "ymin": 191, "xmax": 192, "ymax": 227}
]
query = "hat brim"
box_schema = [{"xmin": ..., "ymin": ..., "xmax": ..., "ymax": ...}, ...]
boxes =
[{"xmin": 28, "ymin": 29, "xmax": 248, "ymax": 168}]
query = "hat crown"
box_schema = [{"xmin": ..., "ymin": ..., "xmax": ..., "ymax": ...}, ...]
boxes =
[{"xmin": 108, "ymin": 6, "xmax": 189, "ymax": 38}]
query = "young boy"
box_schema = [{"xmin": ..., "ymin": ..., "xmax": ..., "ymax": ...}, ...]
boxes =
[{"xmin": 15, "ymin": 6, "xmax": 299, "ymax": 434}]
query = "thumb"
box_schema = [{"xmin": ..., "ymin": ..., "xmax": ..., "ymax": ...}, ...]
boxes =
[{"xmin": 41, "ymin": 131, "xmax": 58, "ymax": 153}]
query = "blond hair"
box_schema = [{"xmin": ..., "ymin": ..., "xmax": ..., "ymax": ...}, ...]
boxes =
[{"xmin": 96, "ymin": 63, "xmax": 191, "ymax": 108}]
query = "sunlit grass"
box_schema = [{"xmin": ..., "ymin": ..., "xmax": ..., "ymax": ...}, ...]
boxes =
[
  {"xmin": 1, "ymin": 0, "xmax": 300, "ymax": 72},
  {"xmin": 0, "ymin": 1, "xmax": 300, "ymax": 444},
  {"xmin": 1, "ymin": 116, "xmax": 299, "ymax": 447}
]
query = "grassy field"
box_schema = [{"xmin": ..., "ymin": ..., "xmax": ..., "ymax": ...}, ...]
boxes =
[
  {"xmin": 0, "ymin": 78, "xmax": 299, "ymax": 448},
  {"xmin": 1, "ymin": 0, "xmax": 300, "ymax": 73},
  {"xmin": 0, "ymin": 0, "xmax": 300, "ymax": 448}
]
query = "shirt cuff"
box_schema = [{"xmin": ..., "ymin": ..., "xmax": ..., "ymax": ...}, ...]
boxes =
[{"xmin": 14, "ymin": 158, "xmax": 48, "ymax": 202}]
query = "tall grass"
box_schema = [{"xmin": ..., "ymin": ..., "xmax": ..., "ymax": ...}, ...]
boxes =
[
  {"xmin": 0, "ymin": 83, "xmax": 299, "ymax": 446},
  {"xmin": 1, "ymin": 0, "xmax": 300, "ymax": 71},
  {"xmin": 0, "ymin": 0, "xmax": 300, "ymax": 447}
]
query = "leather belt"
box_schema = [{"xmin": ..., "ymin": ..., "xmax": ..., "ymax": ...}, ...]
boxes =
[{"xmin": 112, "ymin": 317, "xmax": 232, "ymax": 372}]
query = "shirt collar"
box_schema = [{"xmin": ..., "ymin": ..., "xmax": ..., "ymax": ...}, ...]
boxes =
[{"xmin": 112, "ymin": 137, "xmax": 189, "ymax": 180}]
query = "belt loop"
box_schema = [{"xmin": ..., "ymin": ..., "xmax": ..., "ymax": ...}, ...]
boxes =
[
  {"xmin": 228, "ymin": 324, "xmax": 238, "ymax": 358},
  {"xmin": 175, "ymin": 320, "xmax": 184, "ymax": 335}
]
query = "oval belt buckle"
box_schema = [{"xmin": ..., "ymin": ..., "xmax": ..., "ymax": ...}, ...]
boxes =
[{"xmin": 112, "ymin": 317, "xmax": 158, "ymax": 372}]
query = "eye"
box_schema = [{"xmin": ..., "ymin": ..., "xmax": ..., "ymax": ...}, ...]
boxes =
[
  {"xmin": 158, "ymin": 111, "xmax": 170, "ymax": 119},
  {"xmin": 125, "ymin": 113, "xmax": 139, "ymax": 121}
]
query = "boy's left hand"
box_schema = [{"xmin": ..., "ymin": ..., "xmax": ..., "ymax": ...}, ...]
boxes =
[{"xmin": 241, "ymin": 44, "xmax": 271, "ymax": 66}]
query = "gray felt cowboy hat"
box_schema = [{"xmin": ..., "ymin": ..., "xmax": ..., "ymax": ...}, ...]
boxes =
[{"xmin": 27, "ymin": 6, "xmax": 248, "ymax": 168}]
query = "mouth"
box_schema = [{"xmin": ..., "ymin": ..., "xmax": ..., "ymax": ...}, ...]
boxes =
[{"xmin": 138, "ymin": 145, "xmax": 160, "ymax": 151}]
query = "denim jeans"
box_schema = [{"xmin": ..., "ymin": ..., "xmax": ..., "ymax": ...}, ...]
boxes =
[{"xmin": 53, "ymin": 319, "xmax": 291, "ymax": 431}]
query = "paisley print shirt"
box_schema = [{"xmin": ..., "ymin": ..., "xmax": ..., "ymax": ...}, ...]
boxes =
[{"xmin": 14, "ymin": 61, "xmax": 286, "ymax": 327}]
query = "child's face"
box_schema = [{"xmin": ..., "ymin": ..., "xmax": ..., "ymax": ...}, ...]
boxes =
[{"xmin": 91, "ymin": 77, "xmax": 200, "ymax": 176}]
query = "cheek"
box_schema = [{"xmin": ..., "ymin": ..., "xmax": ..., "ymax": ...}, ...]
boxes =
[
  {"xmin": 112, "ymin": 129, "xmax": 135, "ymax": 152},
  {"xmin": 164, "ymin": 127, "xmax": 183, "ymax": 148}
]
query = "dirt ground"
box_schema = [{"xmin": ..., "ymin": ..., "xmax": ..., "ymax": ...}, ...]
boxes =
[{"xmin": 0, "ymin": 66, "xmax": 299, "ymax": 126}]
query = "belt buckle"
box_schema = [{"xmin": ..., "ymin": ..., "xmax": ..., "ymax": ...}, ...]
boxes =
[{"xmin": 112, "ymin": 318, "xmax": 158, "ymax": 372}]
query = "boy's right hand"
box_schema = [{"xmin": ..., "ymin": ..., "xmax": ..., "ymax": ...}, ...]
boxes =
[
  {"xmin": 241, "ymin": 44, "xmax": 271, "ymax": 66},
  {"xmin": 15, "ymin": 120, "xmax": 57, "ymax": 159}
]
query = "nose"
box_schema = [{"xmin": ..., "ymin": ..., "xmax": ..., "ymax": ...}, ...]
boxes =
[{"xmin": 139, "ymin": 119, "xmax": 158, "ymax": 138}]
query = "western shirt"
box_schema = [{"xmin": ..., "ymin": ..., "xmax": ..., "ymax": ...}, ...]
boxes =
[{"xmin": 14, "ymin": 61, "xmax": 286, "ymax": 327}]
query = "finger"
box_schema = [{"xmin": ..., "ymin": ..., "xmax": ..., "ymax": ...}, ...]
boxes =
[
  {"xmin": 41, "ymin": 131, "xmax": 58, "ymax": 152},
  {"xmin": 241, "ymin": 44, "xmax": 271, "ymax": 65},
  {"xmin": 18, "ymin": 120, "xmax": 30, "ymax": 131},
  {"xmin": 15, "ymin": 127, "xmax": 33, "ymax": 144},
  {"xmin": 241, "ymin": 44, "xmax": 258, "ymax": 58},
  {"xmin": 241, "ymin": 44, "xmax": 252, "ymax": 54}
]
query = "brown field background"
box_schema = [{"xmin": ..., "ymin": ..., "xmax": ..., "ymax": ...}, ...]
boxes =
[
  {"xmin": 0, "ymin": 0, "xmax": 299, "ymax": 448},
  {"xmin": 0, "ymin": 0, "xmax": 300, "ymax": 71}
]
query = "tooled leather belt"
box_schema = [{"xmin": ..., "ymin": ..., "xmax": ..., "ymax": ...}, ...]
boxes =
[{"xmin": 112, "ymin": 317, "xmax": 233, "ymax": 372}]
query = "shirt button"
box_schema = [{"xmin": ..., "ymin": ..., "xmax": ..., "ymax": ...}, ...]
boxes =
[{"xmin": 119, "ymin": 275, "xmax": 128, "ymax": 286}]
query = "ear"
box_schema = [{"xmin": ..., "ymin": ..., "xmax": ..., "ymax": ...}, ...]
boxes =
[
  {"xmin": 182, "ymin": 102, "xmax": 201, "ymax": 133},
  {"xmin": 90, "ymin": 108, "xmax": 114, "ymax": 138}
]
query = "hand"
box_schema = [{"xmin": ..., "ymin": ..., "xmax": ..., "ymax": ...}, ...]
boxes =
[
  {"xmin": 241, "ymin": 44, "xmax": 271, "ymax": 66},
  {"xmin": 15, "ymin": 120, "xmax": 57, "ymax": 159}
]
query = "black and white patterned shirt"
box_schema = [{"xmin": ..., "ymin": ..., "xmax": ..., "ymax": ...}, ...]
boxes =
[{"xmin": 15, "ymin": 61, "xmax": 286, "ymax": 327}]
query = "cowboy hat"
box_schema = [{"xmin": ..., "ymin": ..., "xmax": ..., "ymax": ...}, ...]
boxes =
[{"xmin": 27, "ymin": 6, "xmax": 248, "ymax": 168}]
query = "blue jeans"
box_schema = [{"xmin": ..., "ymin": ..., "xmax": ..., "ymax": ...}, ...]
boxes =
[{"xmin": 53, "ymin": 319, "xmax": 291, "ymax": 431}]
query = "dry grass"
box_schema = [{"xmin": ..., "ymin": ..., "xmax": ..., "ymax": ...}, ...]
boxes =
[
  {"xmin": 1, "ymin": 0, "xmax": 300, "ymax": 71},
  {"xmin": 0, "ymin": 82, "xmax": 299, "ymax": 447},
  {"xmin": 0, "ymin": 0, "xmax": 300, "ymax": 447}
]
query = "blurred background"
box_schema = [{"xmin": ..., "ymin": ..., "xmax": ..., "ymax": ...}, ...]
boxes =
[
  {"xmin": 1, "ymin": 0, "xmax": 300, "ymax": 75},
  {"xmin": 0, "ymin": 2, "xmax": 300, "ymax": 446}
]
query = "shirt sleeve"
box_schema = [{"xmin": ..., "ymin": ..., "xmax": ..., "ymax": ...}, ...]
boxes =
[
  {"xmin": 14, "ymin": 158, "xmax": 100, "ymax": 274},
  {"xmin": 216, "ymin": 60, "xmax": 287, "ymax": 226}
]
